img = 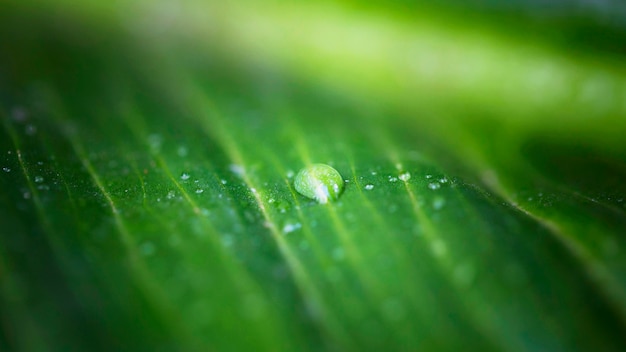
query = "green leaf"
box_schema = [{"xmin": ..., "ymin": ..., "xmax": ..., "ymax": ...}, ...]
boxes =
[{"xmin": 2, "ymin": 1, "xmax": 626, "ymax": 351}]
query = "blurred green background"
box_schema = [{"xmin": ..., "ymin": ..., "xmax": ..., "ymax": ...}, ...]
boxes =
[{"xmin": 2, "ymin": 0, "xmax": 626, "ymax": 351}]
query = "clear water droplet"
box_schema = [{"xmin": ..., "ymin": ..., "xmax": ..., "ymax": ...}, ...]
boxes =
[
  {"xmin": 294, "ymin": 164, "xmax": 344, "ymax": 204},
  {"xmin": 229, "ymin": 164, "xmax": 245, "ymax": 177},
  {"xmin": 177, "ymin": 145, "xmax": 188, "ymax": 157},
  {"xmin": 25, "ymin": 124, "xmax": 37, "ymax": 135},
  {"xmin": 195, "ymin": 188, "xmax": 204, "ymax": 194},
  {"xmin": 147, "ymin": 134, "xmax": 162, "ymax": 151},
  {"xmin": 399, "ymin": 172, "xmax": 411, "ymax": 182},
  {"xmin": 282, "ymin": 222, "xmax": 302, "ymax": 234},
  {"xmin": 433, "ymin": 196, "xmax": 445, "ymax": 209},
  {"xmin": 166, "ymin": 190, "xmax": 176, "ymax": 199},
  {"xmin": 180, "ymin": 172, "xmax": 190, "ymax": 180},
  {"xmin": 34, "ymin": 176, "xmax": 44, "ymax": 183},
  {"xmin": 364, "ymin": 184, "xmax": 374, "ymax": 190},
  {"xmin": 2, "ymin": 167, "xmax": 10, "ymax": 173},
  {"xmin": 425, "ymin": 174, "xmax": 433, "ymax": 179},
  {"xmin": 220, "ymin": 179, "xmax": 228, "ymax": 185},
  {"xmin": 428, "ymin": 182, "xmax": 441, "ymax": 190},
  {"xmin": 388, "ymin": 176, "xmax": 398, "ymax": 182}
]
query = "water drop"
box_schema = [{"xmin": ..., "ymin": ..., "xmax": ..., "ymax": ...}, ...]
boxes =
[
  {"xmin": 388, "ymin": 176, "xmax": 398, "ymax": 182},
  {"xmin": 282, "ymin": 222, "xmax": 302, "ymax": 234},
  {"xmin": 177, "ymin": 145, "xmax": 188, "ymax": 157},
  {"xmin": 34, "ymin": 176, "xmax": 44, "ymax": 183},
  {"xmin": 229, "ymin": 164, "xmax": 245, "ymax": 177},
  {"xmin": 25, "ymin": 124, "xmax": 37, "ymax": 135},
  {"xmin": 364, "ymin": 184, "xmax": 374, "ymax": 190},
  {"xmin": 180, "ymin": 172, "xmax": 190, "ymax": 180},
  {"xmin": 166, "ymin": 190, "xmax": 176, "ymax": 199},
  {"xmin": 195, "ymin": 188, "xmax": 204, "ymax": 194},
  {"xmin": 428, "ymin": 182, "xmax": 441, "ymax": 190},
  {"xmin": 147, "ymin": 134, "xmax": 162, "ymax": 151},
  {"xmin": 425, "ymin": 174, "xmax": 433, "ymax": 179},
  {"xmin": 2, "ymin": 167, "xmax": 10, "ymax": 173},
  {"xmin": 433, "ymin": 196, "xmax": 446, "ymax": 210},
  {"xmin": 399, "ymin": 172, "xmax": 411, "ymax": 182},
  {"xmin": 220, "ymin": 179, "xmax": 228, "ymax": 185},
  {"xmin": 286, "ymin": 170, "xmax": 295, "ymax": 178},
  {"xmin": 439, "ymin": 177, "xmax": 448, "ymax": 183},
  {"xmin": 294, "ymin": 164, "xmax": 344, "ymax": 204}
]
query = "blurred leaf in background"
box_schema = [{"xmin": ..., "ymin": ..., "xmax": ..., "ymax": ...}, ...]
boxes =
[{"xmin": 2, "ymin": 0, "xmax": 626, "ymax": 351}]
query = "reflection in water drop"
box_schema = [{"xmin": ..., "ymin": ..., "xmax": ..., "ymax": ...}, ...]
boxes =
[
  {"xmin": 34, "ymin": 176, "xmax": 44, "ymax": 183},
  {"xmin": 180, "ymin": 172, "xmax": 190, "ymax": 180},
  {"xmin": 364, "ymin": 184, "xmax": 374, "ymax": 190},
  {"xmin": 399, "ymin": 172, "xmax": 411, "ymax": 182}
]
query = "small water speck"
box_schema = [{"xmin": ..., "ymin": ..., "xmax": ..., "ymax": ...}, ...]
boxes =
[
  {"xmin": 282, "ymin": 222, "xmax": 302, "ymax": 234},
  {"xmin": 433, "ymin": 196, "xmax": 446, "ymax": 210},
  {"xmin": 2, "ymin": 167, "xmax": 10, "ymax": 173},
  {"xmin": 180, "ymin": 172, "xmax": 190, "ymax": 181},
  {"xmin": 399, "ymin": 172, "xmax": 411, "ymax": 182},
  {"xmin": 371, "ymin": 171, "xmax": 377, "ymax": 175},
  {"xmin": 428, "ymin": 182, "xmax": 441, "ymax": 190},
  {"xmin": 425, "ymin": 174, "xmax": 432, "ymax": 179},
  {"xmin": 388, "ymin": 176, "xmax": 398, "ymax": 182},
  {"xmin": 195, "ymin": 188, "xmax": 204, "ymax": 194},
  {"xmin": 250, "ymin": 187, "xmax": 257, "ymax": 194},
  {"xmin": 25, "ymin": 124, "xmax": 37, "ymax": 136},
  {"xmin": 11, "ymin": 107, "xmax": 28, "ymax": 122},
  {"xmin": 177, "ymin": 146, "xmax": 188, "ymax": 157},
  {"xmin": 286, "ymin": 170, "xmax": 294, "ymax": 178},
  {"xmin": 139, "ymin": 242, "xmax": 156, "ymax": 256},
  {"xmin": 268, "ymin": 198, "xmax": 275, "ymax": 203},
  {"xmin": 23, "ymin": 191, "xmax": 31, "ymax": 199},
  {"xmin": 166, "ymin": 190, "xmax": 176, "ymax": 199},
  {"xmin": 147, "ymin": 134, "xmax": 162, "ymax": 151},
  {"xmin": 229, "ymin": 164, "xmax": 245, "ymax": 177},
  {"xmin": 34, "ymin": 176, "xmax": 44, "ymax": 183},
  {"xmin": 221, "ymin": 179, "xmax": 228, "ymax": 185},
  {"xmin": 439, "ymin": 177, "xmax": 448, "ymax": 183},
  {"xmin": 364, "ymin": 184, "xmax": 374, "ymax": 190}
]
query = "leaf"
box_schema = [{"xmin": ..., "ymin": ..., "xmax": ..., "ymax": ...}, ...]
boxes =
[{"xmin": 2, "ymin": 1, "xmax": 626, "ymax": 351}]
